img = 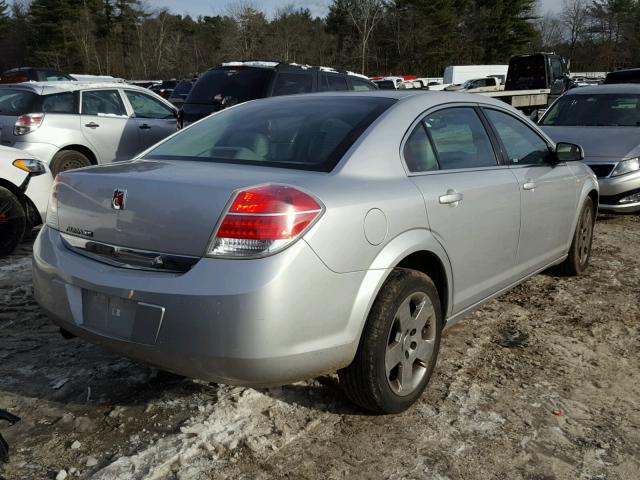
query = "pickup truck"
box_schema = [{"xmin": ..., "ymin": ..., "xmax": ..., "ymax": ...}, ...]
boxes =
[{"xmin": 444, "ymin": 76, "xmax": 502, "ymax": 93}]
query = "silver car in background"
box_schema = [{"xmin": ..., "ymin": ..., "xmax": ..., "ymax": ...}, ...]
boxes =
[
  {"xmin": 0, "ymin": 82, "xmax": 177, "ymax": 175},
  {"xmin": 33, "ymin": 92, "xmax": 597, "ymax": 413},
  {"xmin": 540, "ymin": 84, "xmax": 640, "ymax": 212}
]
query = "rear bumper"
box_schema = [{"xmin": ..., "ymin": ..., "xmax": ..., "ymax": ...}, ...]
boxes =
[{"xmin": 33, "ymin": 227, "xmax": 366, "ymax": 386}]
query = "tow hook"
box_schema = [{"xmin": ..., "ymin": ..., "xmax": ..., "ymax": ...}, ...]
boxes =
[{"xmin": 0, "ymin": 409, "xmax": 21, "ymax": 463}]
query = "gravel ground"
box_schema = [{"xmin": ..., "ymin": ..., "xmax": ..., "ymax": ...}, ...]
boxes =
[{"xmin": 0, "ymin": 213, "xmax": 638, "ymax": 480}]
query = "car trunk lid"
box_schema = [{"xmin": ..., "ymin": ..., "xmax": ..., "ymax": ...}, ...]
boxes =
[{"xmin": 54, "ymin": 159, "xmax": 312, "ymax": 257}]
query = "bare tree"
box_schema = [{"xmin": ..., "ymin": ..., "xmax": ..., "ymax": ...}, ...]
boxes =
[
  {"xmin": 537, "ymin": 12, "xmax": 564, "ymax": 49},
  {"xmin": 344, "ymin": 0, "xmax": 386, "ymax": 74},
  {"xmin": 561, "ymin": 0, "xmax": 588, "ymax": 63}
]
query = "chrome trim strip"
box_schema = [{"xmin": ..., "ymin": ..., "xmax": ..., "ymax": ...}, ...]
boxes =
[
  {"xmin": 225, "ymin": 209, "xmax": 322, "ymax": 217},
  {"xmin": 61, "ymin": 233, "xmax": 199, "ymax": 273}
]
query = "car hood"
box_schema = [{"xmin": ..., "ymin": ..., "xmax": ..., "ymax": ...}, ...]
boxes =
[{"xmin": 541, "ymin": 126, "xmax": 640, "ymax": 160}]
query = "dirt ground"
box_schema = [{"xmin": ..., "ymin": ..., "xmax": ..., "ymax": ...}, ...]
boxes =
[{"xmin": 0, "ymin": 213, "xmax": 638, "ymax": 480}]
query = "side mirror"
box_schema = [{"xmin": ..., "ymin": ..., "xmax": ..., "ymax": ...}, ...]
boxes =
[{"xmin": 555, "ymin": 142, "xmax": 584, "ymax": 162}]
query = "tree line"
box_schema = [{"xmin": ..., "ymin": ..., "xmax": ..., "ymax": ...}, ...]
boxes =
[{"xmin": 0, "ymin": 0, "xmax": 638, "ymax": 80}]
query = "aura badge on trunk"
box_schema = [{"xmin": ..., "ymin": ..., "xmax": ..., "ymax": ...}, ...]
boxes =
[{"xmin": 112, "ymin": 189, "xmax": 126, "ymax": 210}]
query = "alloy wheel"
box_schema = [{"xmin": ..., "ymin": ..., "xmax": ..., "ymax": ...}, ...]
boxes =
[
  {"xmin": 385, "ymin": 292, "xmax": 437, "ymax": 396},
  {"xmin": 577, "ymin": 203, "xmax": 593, "ymax": 266}
]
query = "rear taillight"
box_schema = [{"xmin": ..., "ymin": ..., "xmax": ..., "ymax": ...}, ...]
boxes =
[
  {"xmin": 206, "ymin": 184, "xmax": 323, "ymax": 258},
  {"xmin": 45, "ymin": 176, "xmax": 61, "ymax": 229},
  {"xmin": 15, "ymin": 113, "xmax": 45, "ymax": 135}
]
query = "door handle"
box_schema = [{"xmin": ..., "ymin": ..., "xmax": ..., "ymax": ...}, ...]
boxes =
[
  {"xmin": 523, "ymin": 180, "xmax": 537, "ymax": 191},
  {"xmin": 84, "ymin": 122, "xmax": 99, "ymax": 129},
  {"xmin": 139, "ymin": 123, "xmax": 152, "ymax": 130},
  {"xmin": 439, "ymin": 190, "xmax": 463, "ymax": 206}
]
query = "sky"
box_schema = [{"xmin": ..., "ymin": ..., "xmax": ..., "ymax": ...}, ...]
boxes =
[{"xmin": 150, "ymin": 0, "xmax": 561, "ymax": 19}]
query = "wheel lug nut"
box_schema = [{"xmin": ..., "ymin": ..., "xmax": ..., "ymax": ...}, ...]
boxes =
[
  {"xmin": 410, "ymin": 329, "xmax": 416, "ymax": 336},
  {"xmin": 410, "ymin": 341, "xmax": 417, "ymax": 349},
  {"xmin": 404, "ymin": 351, "xmax": 409, "ymax": 359}
]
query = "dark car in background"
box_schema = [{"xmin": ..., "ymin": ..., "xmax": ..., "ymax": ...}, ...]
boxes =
[
  {"xmin": 167, "ymin": 79, "xmax": 196, "ymax": 108},
  {"xmin": 149, "ymin": 80, "xmax": 178, "ymax": 99},
  {"xmin": 179, "ymin": 61, "xmax": 378, "ymax": 127},
  {"xmin": 603, "ymin": 68, "xmax": 640, "ymax": 84},
  {"xmin": 0, "ymin": 67, "xmax": 75, "ymax": 84}
]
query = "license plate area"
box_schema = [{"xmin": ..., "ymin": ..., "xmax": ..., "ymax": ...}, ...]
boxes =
[{"xmin": 82, "ymin": 290, "xmax": 164, "ymax": 345}]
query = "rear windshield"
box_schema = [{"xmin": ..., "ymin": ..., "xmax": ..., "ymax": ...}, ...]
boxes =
[
  {"xmin": 506, "ymin": 56, "xmax": 546, "ymax": 89},
  {"xmin": 170, "ymin": 81, "xmax": 193, "ymax": 98},
  {"xmin": 144, "ymin": 96, "xmax": 396, "ymax": 172},
  {"xmin": 186, "ymin": 68, "xmax": 273, "ymax": 104},
  {"xmin": 542, "ymin": 93, "xmax": 640, "ymax": 127},
  {"xmin": 0, "ymin": 89, "xmax": 37, "ymax": 115}
]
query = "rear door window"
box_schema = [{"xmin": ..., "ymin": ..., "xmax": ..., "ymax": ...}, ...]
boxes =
[
  {"xmin": 272, "ymin": 73, "xmax": 313, "ymax": 96},
  {"xmin": 81, "ymin": 90, "xmax": 127, "ymax": 116},
  {"xmin": 326, "ymin": 74, "xmax": 348, "ymax": 91},
  {"xmin": 403, "ymin": 124, "xmax": 438, "ymax": 172},
  {"xmin": 42, "ymin": 92, "xmax": 75, "ymax": 114},
  {"xmin": 424, "ymin": 108, "xmax": 497, "ymax": 170}
]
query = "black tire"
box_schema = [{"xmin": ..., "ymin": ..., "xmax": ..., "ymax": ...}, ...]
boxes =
[
  {"xmin": 555, "ymin": 197, "xmax": 595, "ymax": 276},
  {"xmin": 50, "ymin": 150, "xmax": 92, "ymax": 176},
  {"xmin": 339, "ymin": 268, "xmax": 443, "ymax": 414},
  {"xmin": 0, "ymin": 187, "xmax": 27, "ymax": 258}
]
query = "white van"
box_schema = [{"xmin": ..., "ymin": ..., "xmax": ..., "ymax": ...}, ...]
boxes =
[{"xmin": 443, "ymin": 65, "xmax": 508, "ymax": 85}]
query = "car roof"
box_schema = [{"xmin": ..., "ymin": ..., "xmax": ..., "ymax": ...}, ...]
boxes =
[
  {"xmin": 0, "ymin": 81, "xmax": 157, "ymax": 95},
  {"xmin": 563, "ymin": 84, "xmax": 640, "ymax": 95},
  {"xmin": 255, "ymin": 89, "xmax": 521, "ymax": 109},
  {"xmin": 214, "ymin": 61, "xmax": 373, "ymax": 81}
]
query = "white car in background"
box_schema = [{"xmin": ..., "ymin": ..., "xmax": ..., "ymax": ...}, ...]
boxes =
[
  {"xmin": 0, "ymin": 146, "xmax": 52, "ymax": 257},
  {"xmin": 0, "ymin": 82, "xmax": 177, "ymax": 176}
]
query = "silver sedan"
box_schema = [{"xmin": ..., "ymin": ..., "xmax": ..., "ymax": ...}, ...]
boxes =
[
  {"xmin": 33, "ymin": 91, "xmax": 598, "ymax": 413},
  {"xmin": 540, "ymin": 84, "xmax": 640, "ymax": 212}
]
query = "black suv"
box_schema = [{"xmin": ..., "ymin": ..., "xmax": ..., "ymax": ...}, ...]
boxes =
[{"xmin": 179, "ymin": 62, "xmax": 378, "ymax": 127}]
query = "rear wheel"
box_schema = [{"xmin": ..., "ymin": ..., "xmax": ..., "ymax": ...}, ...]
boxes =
[
  {"xmin": 339, "ymin": 268, "xmax": 442, "ymax": 414},
  {"xmin": 555, "ymin": 197, "xmax": 595, "ymax": 276},
  {"xmin": 0, "ymin": 187, "xmax": 26, "ymax": 258},
  {"xmin": 50, "ymin": 150, "xmax": 92, "ymax": 176}
]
